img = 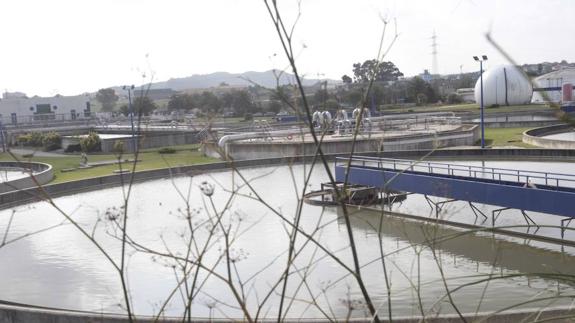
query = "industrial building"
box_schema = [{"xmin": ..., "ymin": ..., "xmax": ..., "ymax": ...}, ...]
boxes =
[
  {"xmin": 531, "ymin": 68, "xmax": 575, "ymax": 103},
  {"xmin": 0, "ymin": 93, "xmax": 91, "ymax": 125},
  {"xmin": 455, "ymin": 88, "xmax": 475, "ymax": 102}
]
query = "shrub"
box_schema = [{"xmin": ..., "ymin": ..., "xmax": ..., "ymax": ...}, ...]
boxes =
[
  {"xmin": 447, "ymin": 93, "xmax": 463, "ymax": 104},
  {"xmin": 17, "ymin": 132, "xmax": 61, "ymax": 149},
  {"xmin": 158, "ymin": 147, "xmax": 176, "ymax": 154},
  {"xmin": 65, "ymin": 143, "xmax": 82, "ymax": 153},
  {"xmin": 30, "ymin": 132, "xmax": 44, "ymax": 146},
  {"xmin": 416, "ymin": 93, "xmax": 428, "ymax": 106},
  {"xmin": 80, "ymin": 132, "xmax": 101, "ymax": 152},
  {"xmin": 112, "ymin": 140, "xmax": 125, "ymax": 155},
  {"xmin": 18, "ymin": 132, "xmax": 44, "ymax": 146},
  {"xmin": 42, "ymin": 132, "xmax": 62, "ymax": 151},
  {"xmin": 17, "ymin": 134, "xmax": 32, "ymax": 146}
]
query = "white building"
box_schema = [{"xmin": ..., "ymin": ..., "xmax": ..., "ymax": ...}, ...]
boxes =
[
  {"xmin": 531, "ymin": 68, "xmax": 575, "ymax": 103},
  {"xmin": 455, "ymin": 88, "xmax": 475, "ymax": 102},
  {"xmin": 0, "ymin": 94, "xmax": 91, "ymax": 125},
  {"xmin": 2, "ymin": 92, "xmax": 27, "ymax": 99}
]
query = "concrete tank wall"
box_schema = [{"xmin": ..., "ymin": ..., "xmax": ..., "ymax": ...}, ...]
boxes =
[
  {"xmin": 523, "ymin": 124, "xmax": 575, "ymax": 149},
  {"xmin": 214, "ymin": 125, "xmax": 479, "ymax": 160},
  {"xmin": 0, "ymin": 161, "xmax": 53, "ymax": 194},
  {"xmin": 0, "ymin": 302, "xmax": 573, "ymax": 323}
]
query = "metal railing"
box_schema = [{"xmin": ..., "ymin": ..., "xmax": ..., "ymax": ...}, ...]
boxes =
[
  {"xmin": 373, "ymin": 116, "xmax": 461, "ymax": 131},
  {"xmin": 336, "ymin": 156, "xmax": 575, "ymax": 189}
]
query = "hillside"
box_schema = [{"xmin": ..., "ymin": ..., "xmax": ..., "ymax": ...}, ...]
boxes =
[{"xmin": 145, "ymin": 70, "xmax": 337, "ymax": 91}]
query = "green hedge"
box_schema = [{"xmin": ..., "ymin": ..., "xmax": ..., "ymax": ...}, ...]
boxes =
[
  {"xmin": 17, "ymin": 131, "xmax": 61, "ymax": 151},
  {"xmin": 80, "ymin": 132, "xmax": 101, "ymax": 152},
  {"xmin": 41, "ymin": 132, "xmax": 62, "ymax": 151}
]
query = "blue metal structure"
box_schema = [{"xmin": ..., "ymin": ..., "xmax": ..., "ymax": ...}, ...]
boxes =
[{"xmin": 335, "ymin": 157, "xmax": 575, "ymax": 219}]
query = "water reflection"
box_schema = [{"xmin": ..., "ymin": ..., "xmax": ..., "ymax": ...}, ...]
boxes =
[
  {"xmin": 0, "ymin": 163, "xmax": 573, "ymax": 319},
  {"xmin": 0, "ymin": 236, "xmax": 122, "ymax": 312},
  {"xmin": 343, "ymin": 207, "xmax": 575, "ymax": 281}
]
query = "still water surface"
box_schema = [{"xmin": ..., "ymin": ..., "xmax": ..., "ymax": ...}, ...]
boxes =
[
  {"xmin": 0, "ymin": 168, "xmax": 32, "ymax": 183},
  {"xmin": 542, "ymin": 132, "xmax": 575, "ymax": 141},
  {"xmin": 0, "ymin": 161, "xmax": 574, "ymax": 319}
]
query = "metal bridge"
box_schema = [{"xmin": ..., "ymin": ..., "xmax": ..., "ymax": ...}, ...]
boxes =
[{"xmin": 335, "ymin": 156, "xmax": 575, "ymax": 235}]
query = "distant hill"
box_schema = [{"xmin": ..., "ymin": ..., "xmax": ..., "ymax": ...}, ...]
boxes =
[{"xmin": 143, "ymin": 70, "xmax": 338, "ymax": 91}]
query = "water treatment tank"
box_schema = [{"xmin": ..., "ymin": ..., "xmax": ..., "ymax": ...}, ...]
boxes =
[{"xmin": 474, "ymin": 64, "xmax": 532, "ymax": 106}]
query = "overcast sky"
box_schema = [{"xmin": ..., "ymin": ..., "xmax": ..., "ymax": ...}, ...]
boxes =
[{"xmin": 0, "ymin": 0, "xmax": 573, "ymax": 97}]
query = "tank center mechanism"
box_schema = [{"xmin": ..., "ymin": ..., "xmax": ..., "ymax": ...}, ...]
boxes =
[{"xmin": 303, "ymin": 181, "xmax": 407, "ymax": 207}]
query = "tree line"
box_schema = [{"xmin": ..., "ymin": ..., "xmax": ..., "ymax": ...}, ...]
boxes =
[
  {"xmin": 95, "ymin": 59, "xmax": 477, "ymax": 118},
  {"xmin": 340, "ymin": 59, "xmax": 438, "ymax": 106},
  {"xmin": 167, "ymin": 90, "xmax": 260, "ymax": 117}
]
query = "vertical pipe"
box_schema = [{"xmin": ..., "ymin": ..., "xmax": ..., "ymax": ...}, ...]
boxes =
[
  {"xmin": 0, "ymin": 121, "xmax": 5, "ymax": 153},
  {"xmin": 128, "ymin": 88, "xmax": 136, "ymax": 152},
  {"xmin": 480, "ymin": 61, "xmax": 485, "ymax": 149},
  {"xmin": 503, "ymin": 67, "xmax": 509, "ymax": 106}
]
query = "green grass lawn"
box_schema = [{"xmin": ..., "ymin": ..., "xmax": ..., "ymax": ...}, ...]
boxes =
[
  {"xmin": 483, "ymin": 127, "xmax": 536, "ymax": 148},
  {"xmin": 0, "ymin": 145, "xmax": 218, "ymax": 183}
]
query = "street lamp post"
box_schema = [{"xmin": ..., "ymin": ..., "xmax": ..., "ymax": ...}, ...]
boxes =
[
  {"xmin": 473, "ymin": 55, "xmax": 488, "ymax": 148},
  {"xmin": 0, "ymin": 120, "xmax": 6, "ymax": 153},
  {"xmin": 123, "ymin": 85, "xmax": 136, "ymax": 152}
]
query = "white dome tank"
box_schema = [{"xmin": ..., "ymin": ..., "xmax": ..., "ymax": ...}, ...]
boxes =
[{"xmin": 474, "ymin": 64, "xmax": 532, "ymax": 106}]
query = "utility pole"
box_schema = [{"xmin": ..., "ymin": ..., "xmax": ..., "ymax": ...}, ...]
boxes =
[
  {"xmin": 123, "ymin": 85, "xmax": 136, "ymax": 152},
  {"xmin": 431, "ymin": 31, "xmax": 438, "ymax": 76},
  {"xmin": 473, "ymin": 55, "xmax": 488, "ymax": 148}
]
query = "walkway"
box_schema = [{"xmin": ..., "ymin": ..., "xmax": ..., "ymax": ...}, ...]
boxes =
[{"xmin": 335, "ymin": 156, "xmax": 575, "ymax": 219}]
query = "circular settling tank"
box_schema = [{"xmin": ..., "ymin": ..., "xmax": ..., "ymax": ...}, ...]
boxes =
[{"xmin": 0, "ymin": 162, "xmax": 574, "ymax": 320}]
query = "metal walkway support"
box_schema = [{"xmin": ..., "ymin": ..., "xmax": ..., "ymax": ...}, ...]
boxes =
[{"xmin": 335, "ymin": 157, "xmax": 575, "ymax": 235}]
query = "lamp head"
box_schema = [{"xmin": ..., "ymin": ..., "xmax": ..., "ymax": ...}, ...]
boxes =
[
  {"xmin": 473, "ymin": 56, "xmax": 479, "ymax": 61},
  {"xmin": 482, "ymin": 55, "xmax": 488, "ymax": 60}
]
